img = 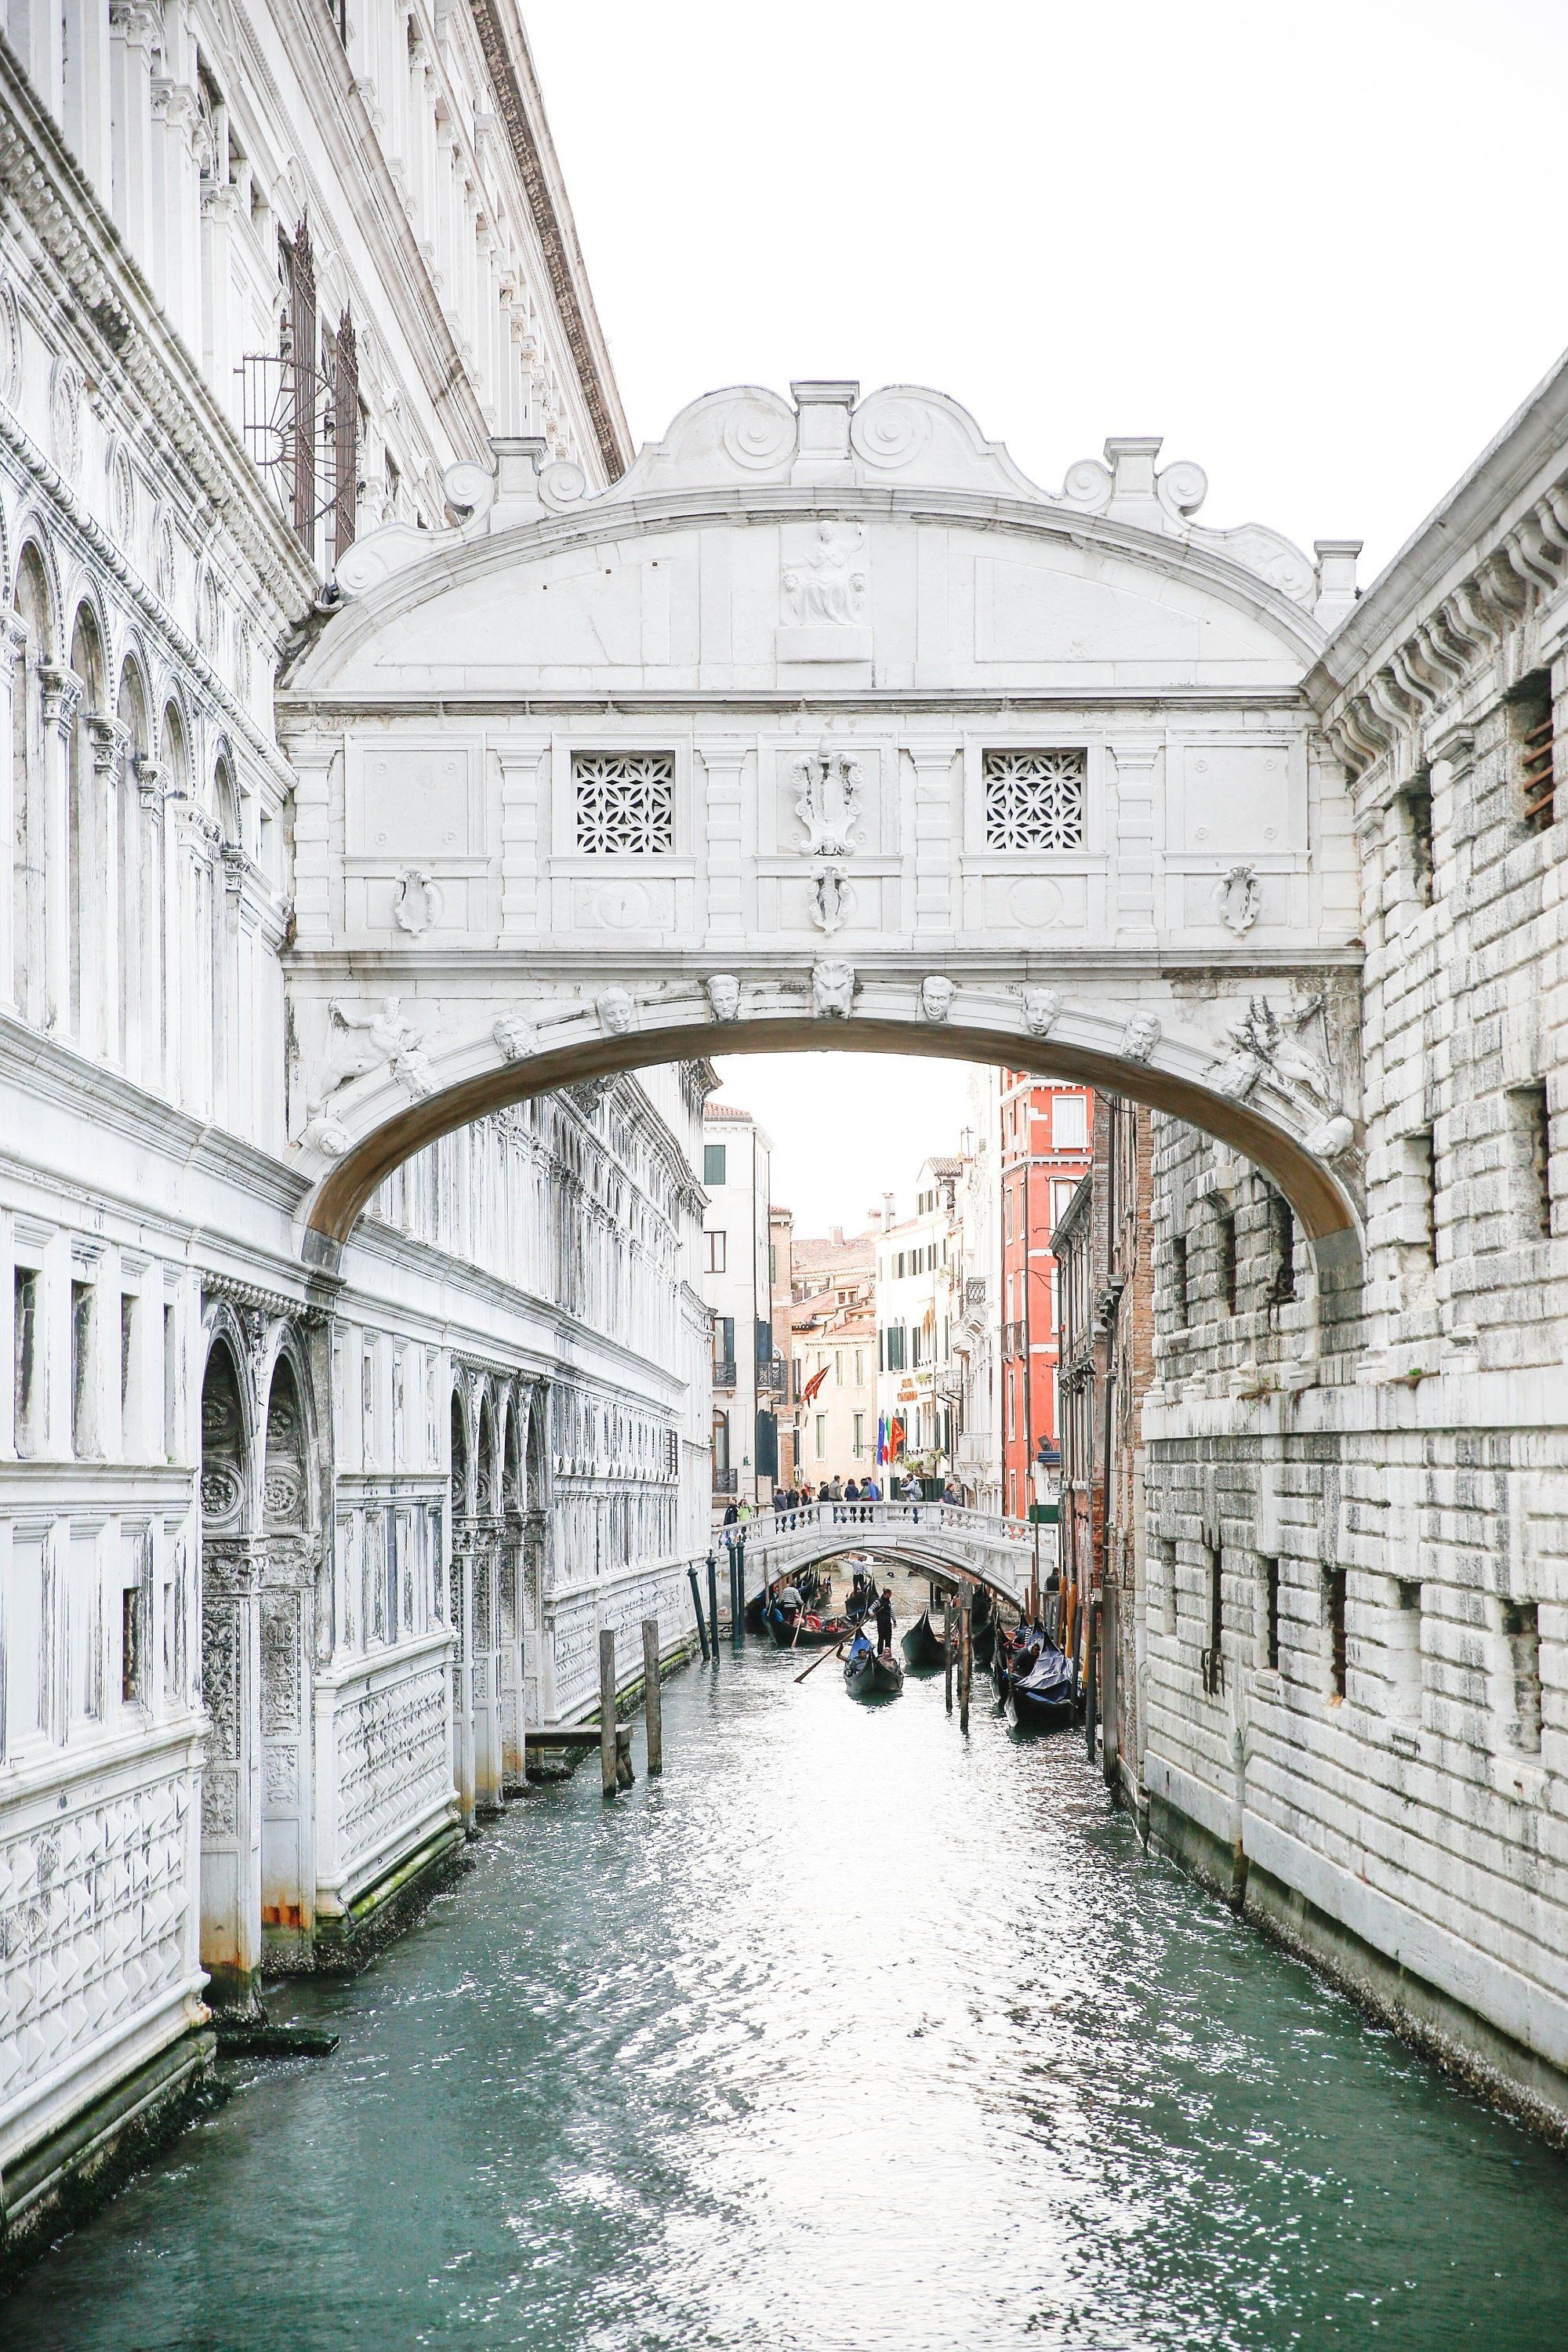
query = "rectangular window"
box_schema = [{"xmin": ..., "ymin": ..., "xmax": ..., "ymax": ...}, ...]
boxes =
[
  {"xmin": 71, "ymin": 1279, "xmax": 95, "ymax": 1458},
  {"xmin": 1203, "ymin": 1543, "xmax": 1224, "ymax": 1694},
  {"xmin": 1501, "ymin": 1599, "xmax": 1542, "ymax": 1754},
  {"xmin": 884, "ymin": 1326, "xmax": 906, "ymax": 1372},
  {"xmin": 1326, "ymin": 1567, "xmax": 1348, "ymax": 1700},
  {"xmin": 14, "ymin": 1266, "xmax": 39, "ymax": 1457},
  {"xmin": 1397, "ymin": 768, "xmax": 1435, "ymax": 906},
  {"xmin": 122, "ymin": 1580, "xmax": 143, "ymax": 1706},
  {"xmin": 572, "ymin": 750, "xmax": 676, "ymax": 855},
  {"xmin": 852, "ymin": 1411, "xmax": 865, "ymax": 1455},
  {"xmin": 712, "ymin": 1412, "xmax": 730, "ymax": 1475},
  {"xmin": 1508, "ymin": 1083, "xmax": 1553, "ymax": 1240},
  {"xmin": 1402, "ymin": 1128, "xmax": 1438, "ymax": 1269},
  {"xmin": 705, "ymin": 1229, "xmax": 726, "ymax": 1274},
  {"xmin": 1054, "ymin": 1094, "xmax": 1088, "ymax": 1151},
  {"xmin": 854, "ymin": 1348, "xmax": 864, "ymax": 1386},
  {"xmin": 1267, "ymin": 1192, "xmax": 1297, "ymax": 1304},
  {"xmin": 1512, "ymin": 670, "xmax": 1555, "ymax": 835},
  {"xmin": 1170, "ymin": 1235, "xmax": 1189, "ymax": 1329},
  {"xmin": 120, "ymin": 1291, "xmax": 136, "ymax": 1436},
  {"xmin": 1261, "ymin": 1556, "xmax": 1280, "ymax": 1671},
  {"xmin": 7, "ymin": 1532, "xmax": 47, "ymax": 1748},
  {"xmin": 815, "ymin": 1413, "xmax": 826, "ymax": 1461},
  {"xmin": 163, "ymin": 1302, "xmax": 178, "ymax": 1462},
  {"xmin": 704, "ymin": 1143, "xmax": 727, "ymax": 1187},
  {"xmin": 982, "ymin": 748, "xmax": 1086, "ymax": 851},
  {"xmin": 68, "ymin": 1529, "xmax": 100, "ymax": 1722},
  {"xmin": 1213, "ymin": 1207, "xmax": 1237, "ymax": 1318},
  {"xmin": 769, "ymin": 1243, "xmax": 777, "ymax": 1283}
]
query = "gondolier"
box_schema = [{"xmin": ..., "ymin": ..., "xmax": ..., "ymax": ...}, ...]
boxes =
[{"xmin": 873, "ymin": 1586, "xmax": 895, "ymax": 1655}]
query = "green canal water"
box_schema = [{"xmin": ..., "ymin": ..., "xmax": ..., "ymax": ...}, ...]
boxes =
[{"xmin": 8, "ymin": 1640, "xmax": 1568, "ymax": 2351}]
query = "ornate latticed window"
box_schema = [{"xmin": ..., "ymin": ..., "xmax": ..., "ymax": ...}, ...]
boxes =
[
  {"xmin": 982, "ymin": 749, "xmax": 1087, "ymax": 850},
  {"xmin": 573, "ymin": 753, "xmax": 676, "ymax": 855}
]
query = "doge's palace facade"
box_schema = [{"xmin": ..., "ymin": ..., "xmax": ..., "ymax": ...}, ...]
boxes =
[{"xmin": 0, "ymin": 5, "xmax": 709, "ymax": 2263}]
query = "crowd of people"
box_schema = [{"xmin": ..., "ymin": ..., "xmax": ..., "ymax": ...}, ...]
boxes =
[{"xmin": 718, "ymin": 1476, "xmax": 967, "ymax": 1537}]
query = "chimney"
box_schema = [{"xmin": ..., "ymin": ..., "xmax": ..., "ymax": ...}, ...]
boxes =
[{"xmin": 830, "ymin": 1224, "xmax": 844, "ymax": 1246}]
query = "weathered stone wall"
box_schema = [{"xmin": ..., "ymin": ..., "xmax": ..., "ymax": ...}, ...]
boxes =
[{"xmin": 1140, "ymin": 361, "xmax": 1568, "ymax": 2134}]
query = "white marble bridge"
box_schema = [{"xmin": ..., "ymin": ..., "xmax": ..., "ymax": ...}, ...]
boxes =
[{"xmin": 724, "ymin": 1501, "xmax": 1042, "ymax": 1617}]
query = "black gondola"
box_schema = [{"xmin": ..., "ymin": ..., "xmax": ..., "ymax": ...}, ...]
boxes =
[
  {"xmin": 900, "ymin": 1607, "xmax": 949, "ymax": 1671},
  {"xmin": 1011, "ymin": 1642, "xmax": 1076, "ymax": 1731},
  {"xmin": 971, "ymin": 1591, "xmax": 996, "ymax": 1669},
  {"xmin": 768, "ymin": 1608, "xmax": 850, "ymax": 1650},
  {"xmin": 844, "ymin": 1632, "xmax": 904, "ymax": 1700}
]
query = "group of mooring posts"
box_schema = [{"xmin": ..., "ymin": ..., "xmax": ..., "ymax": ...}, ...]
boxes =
[
  {"xmin": 942, "ymin": 1585, "xmax": 975, "ymax": 1732},
  {"xmin": 593, "ymin": 1617, "xmax": 664, "ymax": 1800},
  {"xmin": 685, "ymin": 1542, "xmax": 745, "ymax": 1665}
]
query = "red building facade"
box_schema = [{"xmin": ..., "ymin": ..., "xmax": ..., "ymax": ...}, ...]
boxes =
[{"xmin": 998, "ymin": 1073, "xmax": 1094, "ymax": 1521}]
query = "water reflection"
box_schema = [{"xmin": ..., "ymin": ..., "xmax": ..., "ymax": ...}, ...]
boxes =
[{"xmin": 8, "ymin": 1639, "xmax": 1568, "ymax": 2350}]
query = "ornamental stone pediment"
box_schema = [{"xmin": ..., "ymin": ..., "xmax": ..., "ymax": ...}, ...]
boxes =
[{"xmin": 295, "ymin": 383, "xmax": 1327, "ymax": 703}]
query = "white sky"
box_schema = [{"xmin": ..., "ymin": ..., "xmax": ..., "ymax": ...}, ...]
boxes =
[{"xmin": 524, "ymin": 0, "xmax": 1568, "ymax": 1233}]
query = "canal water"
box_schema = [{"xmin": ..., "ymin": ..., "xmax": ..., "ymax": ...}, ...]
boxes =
[{"xmin": 9, "ymin": 1632, "xmax": 1568, "ymax": 2351}]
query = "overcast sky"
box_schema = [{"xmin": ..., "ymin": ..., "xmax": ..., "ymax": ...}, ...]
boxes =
[{"xmin": 524, "ymin": 0, "xmax": 1568, "ymax": 1234}]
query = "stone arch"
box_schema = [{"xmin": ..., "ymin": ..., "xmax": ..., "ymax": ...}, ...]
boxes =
[
  {"xmin": 12, "ymin": 527, "xmax": 60, "ymax": 657},
  {"xmin": 197, "ymin": 1320, "xmax": 260, "ymax": 2013},
  {"xmin": 296, "ymin": 1000, "xmax": 1365, "ymax": 1338},
  {"xmin": 157, "ymin": 694, "xmax": 192, "ymax": 790}
]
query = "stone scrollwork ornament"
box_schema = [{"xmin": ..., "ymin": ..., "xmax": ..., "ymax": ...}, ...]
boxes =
[
  {"xmin": 493, "ymin": 1013, "xmax": 537, "ymax": 1062},
  {"xmin": 393, "ymin": 868, "xmax": 444, "ymax": 937},
  {"xmin": 596, "ymin": 986, "xmax": 637, "ymax": 1036},
  {"xmin": 1022, "ymin": 985, "xmax": 1063, "ymax": 1037},
  {"xmin": 920, "ymin": 975, "xmax": 956, "ymax": 1023},
  {"xmin": 1211, "ymin": 864, "xmax": 1261, "ymax": 937},
  {"xmin": 705, "ymin": 974, "xmax": 742, "ymax": 1022},
  {"xmin": 811, "ymin": 959, "xmax": 856, "ymax": 1018},
  {"xmin": 1120, "ymin": 1013, "xmax": 1162, "ymax": 1064},
  {"xmin": 792, "ymin": 741, "xmax": 864, "ymax": 859}
]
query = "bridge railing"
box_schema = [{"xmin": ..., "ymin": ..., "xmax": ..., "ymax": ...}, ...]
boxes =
[{"xmin": 733, "ymin": 1499, "xmax": 1034, "ymax": 1550}]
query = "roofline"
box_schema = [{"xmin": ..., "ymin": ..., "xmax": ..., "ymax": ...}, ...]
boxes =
[
  {"xmin": 1310, "ymin": 340, "xmax": 1568, "ymax": 702},
  {"xmin": 470, "ymin": 0, "xmax": 633, "ymax": 484}
]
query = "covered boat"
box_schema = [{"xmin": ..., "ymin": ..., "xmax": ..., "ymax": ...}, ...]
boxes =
[
  {"xmin": 901, "ymin": 1607, "xmax": 949, "ymax": 1671},
  {"xmin": 1011, "ymin": 1643, "xmax": 1076, "ymax": 1731},
  {"xmin": 844, "ymin": 1632, "xmax": 904, "ymax": 1700}
]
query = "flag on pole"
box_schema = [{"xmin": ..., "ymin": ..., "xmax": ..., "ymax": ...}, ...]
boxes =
[{"xmin": 801, "ymin": 1363, "xmax": 830, "ymax": 1406}]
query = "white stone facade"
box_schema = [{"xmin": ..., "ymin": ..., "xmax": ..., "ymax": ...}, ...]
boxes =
[
  {"xmin": 701, "ymin": 1100, "xmax": 776, "ymax": 1510},
  {"xmin": 0, "ymin": 3, "xmax": 701, "ymax": 2264}
]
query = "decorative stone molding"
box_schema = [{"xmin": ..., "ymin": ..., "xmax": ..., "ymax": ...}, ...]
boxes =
[{"xmin": 40, "ymin": 666, "xmax": 83, "ymax": 735}]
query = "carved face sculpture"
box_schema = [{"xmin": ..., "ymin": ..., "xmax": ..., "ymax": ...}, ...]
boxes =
[
  {"xmin": 596, "ymin": 986, "xmax": 637, "ymax": 1036},
  {"xmin": 1022, "ymin": 985, "xmax": 1062, "ymax": 1038},
  {"xmin": 811, "ymin": 960, "xmax": 856, "ymax": 1018},
  {"xmin": 1121, "ymin": 1013, "xmax": 1162, "ymax": 1063},
  {"xmin": 1308, "ymin": 1114, "xmax": 1356, "ymax": 1160},
  {"xmin": 493, "ymin": 1014, "xmax": 536, "ymax": 1063},
  {"xmin": 920, "ymin": 975, "xmax": 956, "ymax": 1023},
  {"xmin": 706, "ymin": 974, "xmax": 742, "ymax": 1022}
]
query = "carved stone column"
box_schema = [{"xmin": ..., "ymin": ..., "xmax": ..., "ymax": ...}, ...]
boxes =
[
  {"xmin": 496, "ymin": 742, "xmax": 546, "ymax": 940},
  {"xmin": 108, "ymin": 5, "xmax": 160, "ymax": 254},
  {"xmin": 0, "ymin": 611, "xmax": 27, "ymax": 1011},
  {"xmin": 199, "ymin": 1536, "xmax": 264, "ymax": 2015},
  {"xmin": 907, "ymin": 743, "xmax": 959, "ymax": 937},
  {"xmin": 39, "ymin": 667, "xmax": 83, "ymax": 1036},
  {"xmin": 260, "ymin": 1535, "xmax": 319, "ymax": 1965},
  {"xmin": 449, "ymin": 1523, "xmax": 477, "ymax": 1830},
  {"xmin": 471, "ymin": 1516, "xmax": 504, "ymax": 1816},
  {"xmin": 86, "ymin": 713, "xmax": 131, "ymax": 1063},
  {"xmin": 1109, "ymin": 742, "xmax": 1160, "ymax": 938},
  {"xmin": 132, "ymin": 756, "xmax": 164, "ymax": 1089},
  {"xmin": 700, "ymin": 745, "xmax": 748, "ymax": 943}
]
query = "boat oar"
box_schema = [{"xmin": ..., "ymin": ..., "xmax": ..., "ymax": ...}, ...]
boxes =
[{"xmin": 795, "ymin": 1639, "xmax": 847, "ymax": 1684}]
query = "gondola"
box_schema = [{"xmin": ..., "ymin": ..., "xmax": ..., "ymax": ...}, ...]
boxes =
[
  {"xmin": 1010, "ymin": 1642, "xmax": 1076, "ymax": 1731},
  {"xmin": 768, "ymin": 1608, "xmax": 851, "ymax": 1650},
  {"xmin": 993, "ymin": 1621, "xmax": 1042, "ymax": 1699},
  {"xmin": 901, "ymin": 1607, "xmax": 949, "ymax": 1672},
  {"xmin": 844, "ymin": 1632, "xmax": 904, "ymax": 1700}
]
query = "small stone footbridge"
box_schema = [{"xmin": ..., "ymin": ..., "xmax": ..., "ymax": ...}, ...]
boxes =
[{"xmin": 728, "ymin": 1501, "xmax": 1039, "ymax": 1617}]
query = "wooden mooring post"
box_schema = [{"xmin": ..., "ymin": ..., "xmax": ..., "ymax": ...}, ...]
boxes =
[
  {"xmin": 600, "ymin": 1628, "xmax": 618, "ymax": 1799},
  {"xmin": 943, "ymin": 1594, "xmax": 954, "ymax": 1715},
  {"xmin": 959, "ymin": 1586, "xmax": 972, "ymax": 1735},
  {"xmin": 642, "ymin": 1616, "xmax": 663, "ymax": 1777},
  {"xmin": 686, "ymin": 1564, "xmax": 710, "ymax": 1661}
]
